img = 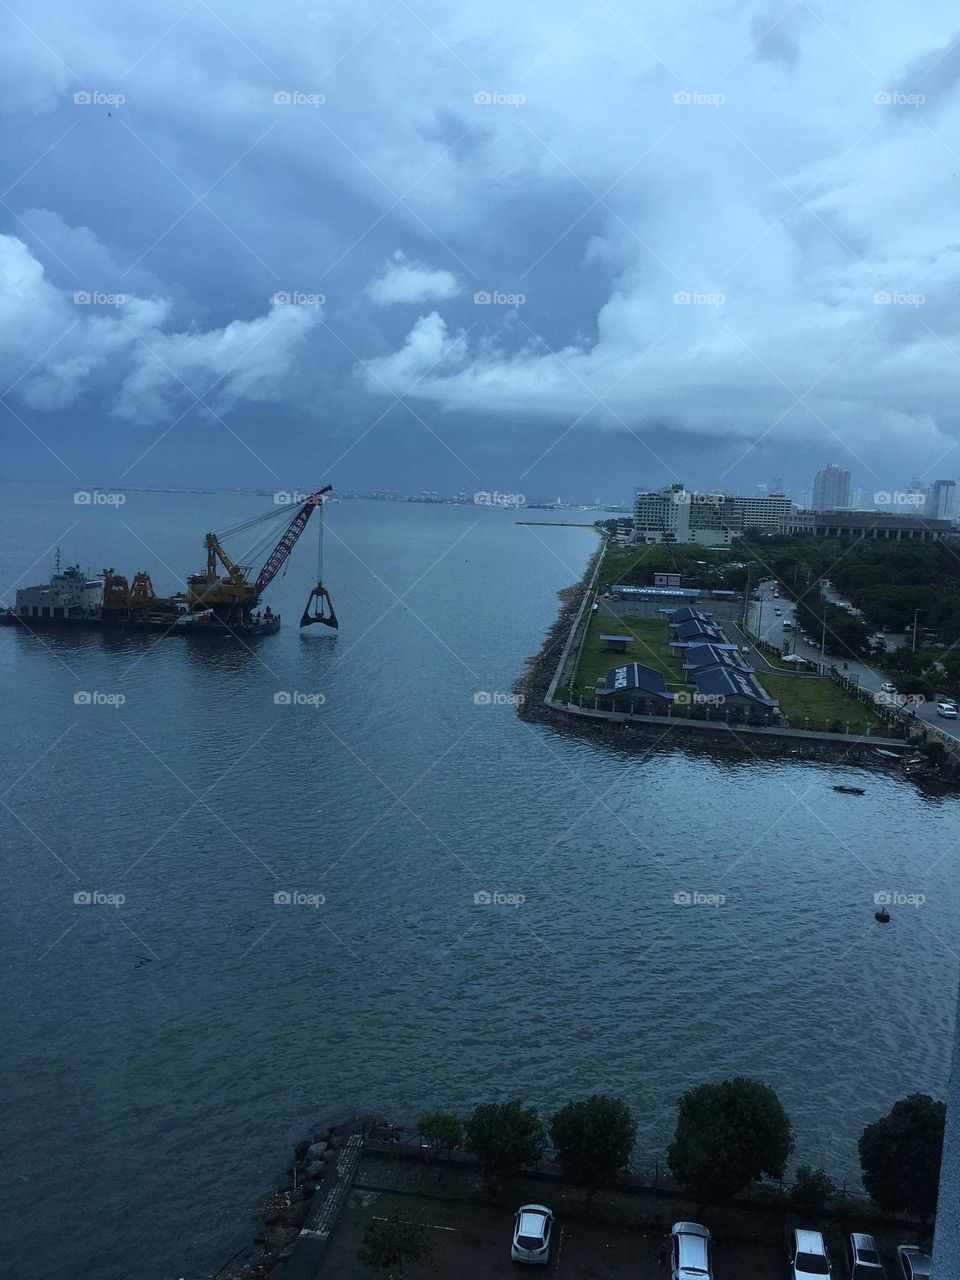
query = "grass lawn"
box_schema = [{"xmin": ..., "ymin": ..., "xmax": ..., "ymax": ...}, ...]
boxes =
[
  {"xmin": 762, "ymin": 673, "xmax": 874, "ymax": 734},
  {"xmin": 572, "ymin": 614, "xmax": 692, "ymax": 698}
]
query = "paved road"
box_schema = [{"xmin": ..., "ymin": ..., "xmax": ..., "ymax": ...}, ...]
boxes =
[{"xmin": 747, "ymin": 580, "xmax": 960, "ymax": 745}]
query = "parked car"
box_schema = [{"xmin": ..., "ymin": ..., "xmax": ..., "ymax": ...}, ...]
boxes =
[
  {"xmin": 783, "ymin": 621, "xmax": 794, "ymax": 630},
  {"xmin": 511, "ymin": 1204, "xmax": 553, "ymax": 1265},
  {"xmin": 895, "ymin": 1245, "xmax": 932, "ymax": 1280},
  {"xmin": 937, "ymin": 701, "xmax": 958, "ymax": 718},
  {"xmin": 881, "ymin": 682, "xmax": 897, "ymax": 693},
  {"xmin": 786, "ymin": 1227, "xmax": 832, "ymax": 1278},
  {"xmin": 671, "ymin": 1221, "xmax": 713, "ymax": 1280},
  {"xmin": 846, "ymin": 1232, "xmax": 886, "ymax": 1278}
]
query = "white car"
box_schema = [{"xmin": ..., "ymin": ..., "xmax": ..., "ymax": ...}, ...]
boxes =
[
  {"xmin": 937, "ymin": 701, "xmax": 958, "ymax": 719},
  {"xmin": 671, "ymin": 1221, "xmax": 713, "ymax": 1280},
  {"xmin": 881, "ymin": 682, "xmax": 897, "ymax": 693},
  {"xmin": 896, "ymin": 1245, "xmax": 932, "ymax": 1280},
  {"xmin": 511, "ymin": 1204, "xmax": 553, "ymax": 1265},
  {"xmin": 787, "ymin": 1227, "xmax": 832, "ymax": 1278}
]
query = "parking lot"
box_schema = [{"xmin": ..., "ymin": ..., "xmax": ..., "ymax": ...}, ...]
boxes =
[{"xmin": 320, "ymin": 1186, "xmax": 786, "ymax": 1279}]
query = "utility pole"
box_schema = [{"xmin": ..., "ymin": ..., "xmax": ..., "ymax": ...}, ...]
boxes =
[{"xmin": 912, "ymin": 607, "xmax": 920, "ymax": 654}]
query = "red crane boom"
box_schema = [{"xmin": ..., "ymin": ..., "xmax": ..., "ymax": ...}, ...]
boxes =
[{"xmin": 254, "ymin": 487, "xmax": 332, "ymax": 596}]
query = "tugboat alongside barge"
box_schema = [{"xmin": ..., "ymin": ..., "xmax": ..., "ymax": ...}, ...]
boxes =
[{"xmin": 0, "ymin": 488, "xmax": 332, "ymax": 638}]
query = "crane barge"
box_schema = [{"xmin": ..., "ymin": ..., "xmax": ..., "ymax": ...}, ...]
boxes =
[{"xmin": 0, "ymin": 488, "xmax": 335, "ymax": 637}]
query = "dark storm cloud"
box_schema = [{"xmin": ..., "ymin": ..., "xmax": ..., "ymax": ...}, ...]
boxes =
[{"xmin": 1, "ymin": 0, "xmax": 960, "ymax": 499}]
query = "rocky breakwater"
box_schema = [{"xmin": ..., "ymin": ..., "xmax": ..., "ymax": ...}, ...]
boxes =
[{"xmin": 218, "ymin": 1114, "xmax": 378, "ymax": 1280}]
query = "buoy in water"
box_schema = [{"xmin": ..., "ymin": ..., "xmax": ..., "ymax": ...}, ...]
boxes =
[{"xmin": 875, "ymin": 909, "xmax": 891, "ymax": 924}]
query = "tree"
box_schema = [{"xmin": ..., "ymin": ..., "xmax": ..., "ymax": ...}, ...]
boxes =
[
  {"xmin": 859, "ymin": 1093, "xmax": 946, "ymax": 1220},
  {"xmin": 667, "ymin": 1077, "xmax": 794, "ymax": 1201},
  {"xmin": 550, "ymin": 1095, "xmax": 636, "ymax": 1196},
  {"xmin": 417, "ymin": 1109, "xmax": 462, "ymax": 1157},
  {"xmin": 358, "ymin": 1210, "xmax": 432, "ymax": 1277},
  {"xmin": 791, "ymin": 1165, "xmax": 834, "ymax": 1216},
  {"xmin": 463, "ymin": 1100, "xmax": 545, "ymax": 1187}
]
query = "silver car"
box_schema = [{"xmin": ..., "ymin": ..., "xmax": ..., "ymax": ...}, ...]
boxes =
[
  {"xmin": 671, "ymin": 1221, "xmax": 713, "ymax": 1280},
  {"xmin": 846, "ymin": 1233, "xmax": 886, "ymax": 1279},
  {"xmin": 896, "ymin": 1245, "xmax": 932, "ymax": 1280},
  {"xmin": 511, "ymin": 1203, "xmax": 553, "ymax": 1265}
]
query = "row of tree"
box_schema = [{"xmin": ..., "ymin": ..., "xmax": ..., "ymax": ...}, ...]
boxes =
[{"xmin": 416, "ymin": 1080, "xmax": 946, "ymax": 1220}]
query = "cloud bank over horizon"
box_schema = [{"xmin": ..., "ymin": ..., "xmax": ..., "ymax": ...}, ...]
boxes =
[{"xmin": 2, "ymin": 1, "xmax": 960, "ymax": 494}]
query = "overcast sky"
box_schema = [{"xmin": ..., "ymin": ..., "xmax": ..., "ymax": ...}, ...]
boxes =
[{"xmin": 2, "ymin": 0, "xmax": 959, "ymax": 500}]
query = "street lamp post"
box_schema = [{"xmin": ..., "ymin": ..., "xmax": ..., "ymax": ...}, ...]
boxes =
[{"xmin": 912, "ymin": 607, "xmax": 920, "ymax": 655}]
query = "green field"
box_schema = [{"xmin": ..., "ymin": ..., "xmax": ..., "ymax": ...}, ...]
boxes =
[
  {"xmin": 761, "ymin": 674, "xmax": 874, "ymax": 734},
  {"xmin": 572, "ymin": 614, "xmax": 692, "ymax": 698}
]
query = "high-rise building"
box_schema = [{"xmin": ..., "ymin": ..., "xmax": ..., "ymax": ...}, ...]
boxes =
[
  {"xmin": 929, "ymin": 479, "xmax": 958, "ymax": 523},
  {"xmin": 812, "ymin": 464, "xmax": 852, "ymax": 511},
  {"xmin": 632, "ymin": 486, "xmax": 796, "ymax": 544}
]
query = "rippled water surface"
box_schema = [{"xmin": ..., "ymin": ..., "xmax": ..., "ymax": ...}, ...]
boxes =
[{"xmin": 2, "ymin": 483, "xmax": 958, "ymax": 1279}]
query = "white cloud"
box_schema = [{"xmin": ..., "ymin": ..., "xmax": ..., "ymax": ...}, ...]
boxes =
[
  {"xmin": 365, "ymin": 251, "xmax": 460, "ymax": 305},
  {"xmin": 0, "ymin": 234, "xmax": 320, "ymax": 425}
]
